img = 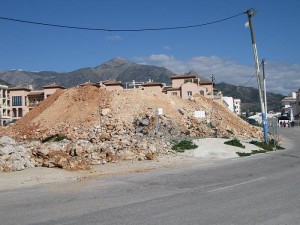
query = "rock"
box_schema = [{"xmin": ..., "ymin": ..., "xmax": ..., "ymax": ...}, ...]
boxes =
[
  {"xmin": 99, "ymin": 133, "xmax": 111, "ymax": 141},
  {"xmin": 139, "ymin": 118, "xmax": 150, "ymax": 126},
  {"xmin": 0, "ymin": 145, "xmax": 15, "ymax": 156},
  {"xmin": 135, "ymin": 127, "xmax": 144, "ymax": 133},
  {"xmin": 145, "ymin": 152, "xmax": 156, "ymax": 160},
  {"xmin": 0, "ymin": 136, "xmax": 16, "ymax": 146},
  {"xmin": 101, "ymin": 108, "xmax": 111, "ymax": 116}
]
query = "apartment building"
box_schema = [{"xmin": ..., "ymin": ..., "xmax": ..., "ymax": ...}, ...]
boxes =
[
  {"xmin": 234, "ymin": 99, "xmax": 241, "ymax": 115},
  {"xmin": 9, "ymin": 84, "xmax": 65, "ymax": 122},
  {"xmin": 0, "ymin": 84, "xmax": 11, "ymax": 125},
  {"xmin": 165, "ymin": 74, "xmax": 214, "ymax": 99}
]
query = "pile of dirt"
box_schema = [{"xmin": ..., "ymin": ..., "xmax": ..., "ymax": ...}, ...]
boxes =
[{"xmin": 0, "ymin": 86, "xmax": 262, "ymax": 171}]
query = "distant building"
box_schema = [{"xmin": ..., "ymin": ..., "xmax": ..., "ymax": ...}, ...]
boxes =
[
  {"xmin": 234, "ymin": 99, "xmax": 241, "ymax": 115},
  {"xmin": 165, "ymin": 74, "xmax": 214, "ymax": 99},
  {"xmin": 140, "ymin": 81, "xmax": 164, "ymax": 92},
  {"xmin": 43, "ymin": 84, "xmax": 66, "ymax": 99},
  {"xmin": 99, "ymin": 80, "xmax": 124, "ymax": 91},
  {"xmin": 281, "ymin": 91, "xmax": 299, "ymax": 121},
  {"xmin": 0, "ymin": 84, "xmax": 11, "ymax": 125},
  {"xmin": 223, "ymin": 97, "xmax": 234, "ymax": 112},
  {"xmin": 9, "ymin": 86, "xmax": 31, "ymax": 121},
  {"xmin": 9, "ymin": 84, "xmax": 65, "ymax": 122}
]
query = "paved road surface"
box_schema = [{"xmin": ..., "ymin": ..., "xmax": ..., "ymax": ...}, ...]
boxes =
[{"xmin": 1, "ymin": 127, "xmax": 300, "ymax": 225}]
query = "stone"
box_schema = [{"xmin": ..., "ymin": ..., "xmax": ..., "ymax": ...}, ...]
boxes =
[
  {"xmin": 101, "ymin": 108, "xmax": 111, "ymax": 116},
  {"xmin": 99, "ymin": 133, "xmax": 111, "ymax": 141},
  {"xmin": 0, "ymin": 145, "xmax": 15, "ymax": 156},
  {"xmin": 139, "ymin": 118, "xmax": 150, "ymax": 126},
  {"xmin": 135, "ymin": 127, "xmax": 144, "ymax": 133},
  {"xmin": 0, "ymin": 136, "xmax": 16, "ymax": 146}
]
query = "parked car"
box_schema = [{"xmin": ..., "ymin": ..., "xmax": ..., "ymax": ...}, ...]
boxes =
[{"xmin": 246, "ymin": 118, "xmax": 257, "ymax": 125}]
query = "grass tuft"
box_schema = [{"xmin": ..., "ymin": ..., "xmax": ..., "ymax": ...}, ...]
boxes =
[
  {"xmin": 172, "ymin": 140, "xmax": 198, "ymax": 153},
  {"xmin": 224, "ymin": 139, "xmax": 245, "ymax": 148}
]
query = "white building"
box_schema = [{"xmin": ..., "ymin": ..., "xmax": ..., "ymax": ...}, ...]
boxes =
[
  {"xmin": 0, "ymin": 84, "xmax": 11, "ymax": 125},
  {"xmin": 223, "ymin": 97, "xmax": 234, "ymax": 112},
  {"xmin": 234, "ymin": 99, "xmax": 241, "ymax": 115},
  {"xmin": 281, "ymin": 91, "xmax": 298, "ymax": 121}
]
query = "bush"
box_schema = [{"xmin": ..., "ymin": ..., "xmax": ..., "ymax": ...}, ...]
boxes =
[
  {"xmin": 249, "ymin": 140, "xmax": 285, "ymax": 151},
  {"xmin": 249, "ymin": 140, "xmax": 273, "ymax": 151},
  {"xmin": 54, "ymin": 135, "xmax": 69, "ymax": 142},
  {"xmin": 172, "ymin": 140, "xmax": 198, "ymax": 153},
  {"xmin": 236, "ymin": 152, "xmax": 251, "ymax": 157},
  {"xmin": 224, "ymin": 139, "xmax": 245, "ymax": 148}
]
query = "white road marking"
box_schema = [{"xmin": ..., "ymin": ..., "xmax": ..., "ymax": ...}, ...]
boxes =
[{"xmin": 207, "ymin": 177, "xmax": 267, "ymax": 193}]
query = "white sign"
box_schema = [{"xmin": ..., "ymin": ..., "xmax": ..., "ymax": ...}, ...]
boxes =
[
  {"xmin": 194, "ymin": 111, "xmax": 205, "ymax": 118},
  {"xmin": 157, "ymin": 108, "xmax": 164, "ymax": 115}
]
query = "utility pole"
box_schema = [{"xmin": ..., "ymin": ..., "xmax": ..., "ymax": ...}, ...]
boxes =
[
  {"xmin": 262, "ymin": 59, "xmax": 268, "ymax": 116},
  {"xmin": 246, "ymin": 8, "xmax": 268, "ymax": 143},
  {"xmin": 210, "ymin": 75, "xmax": 215, "ymax": 127}
]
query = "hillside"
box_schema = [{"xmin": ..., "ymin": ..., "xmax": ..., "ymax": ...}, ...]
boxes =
[
  {"xmin": 0, "ymin": 78, "xmax": 11, "ymax": 86},
  {"xmin": 0, "ymin": 57, "xmax": 175, "ymax": 89},
  {"xmin": 216, "ymin": 82, "xmax": 284, "ymax": 112}
]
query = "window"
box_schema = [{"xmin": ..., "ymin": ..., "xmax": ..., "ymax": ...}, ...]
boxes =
[
  {"xmin": 172, "ymin": 92, "xmax": 177, "ymax": 96},
  {"xmin": 187, "ymin": 91, "xmax": 192, "ymax": 97},
  {"xmin": 200, "ymin": 90, "xmax": 205, "ymax": 96},
  {"xmin": 12, "ymin": 96, "xmax": 22, "ymax": 106}
]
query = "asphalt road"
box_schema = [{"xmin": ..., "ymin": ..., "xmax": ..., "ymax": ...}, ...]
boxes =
[{"xmin": 1, "ymin": 127, "xmax": 300, "ymax": 225}]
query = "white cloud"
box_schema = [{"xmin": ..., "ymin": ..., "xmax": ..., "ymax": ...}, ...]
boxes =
[
  {"xmin": 133, "ymin": 54, "xmax": 300, "ymax": 95},
  {"xmin": 106, "ymin": 35, "xmax": 123, "ymax": 41}
]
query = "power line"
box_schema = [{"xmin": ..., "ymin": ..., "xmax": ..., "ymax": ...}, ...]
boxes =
[
  {"xmin": 239, "ymin": 62, "xmax": 263, "ymax": 87},
  {"xmin": 239, "ymin": 72, "xmax": 256, "ymax": 87},
  {"xmin": 0, "ymin": 12, "xmax": 245, "ymax": 32}
]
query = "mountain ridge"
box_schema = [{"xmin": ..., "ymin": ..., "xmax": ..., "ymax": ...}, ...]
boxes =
[{"xmin": 0, "ymin": 58, "xmax": 284, "ymax": 112}]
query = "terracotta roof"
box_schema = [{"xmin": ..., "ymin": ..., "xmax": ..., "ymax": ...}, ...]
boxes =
[
  {"xmin": 171, "ymin": 74, "xmax": 196, "ymax": 79},
  {"xmin": 140, "ymin": 82, "xmax": 163, "ymax": 87},
  {"xmin": 164, "ymin": 87, "xmax": 181, "ymax": 91},
  {"xmin": 27, "ymin": 91, "xmax": 44, "ymax": 96},
  {"xmin": 199, "ymin": 80, "xmax": 213, "ymax": 85},
  {"xmin": 8, "ymin": 86, "xmax": 31, "ymax": 91},
  {"xmin": 43, "ymin": 84, "xmax": 66, "ymax": 89}
]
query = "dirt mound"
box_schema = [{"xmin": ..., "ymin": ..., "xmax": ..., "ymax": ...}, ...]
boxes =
[
  {"xmin": 0, "ymin": 86, "xmax": 262, "ymax": 171},
  {"xmin": 7, "ymin": 87, "xmax": 260, "ymax": 140}
]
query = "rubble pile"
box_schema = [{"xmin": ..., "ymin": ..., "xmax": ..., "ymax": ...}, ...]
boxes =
[
  {"xmin": 0, "ymin": 136, "xmax": 35, "ymax": 172},
  {"xmin": 0, "ymin": 86, "xmax": 262, "ymax": 172}
]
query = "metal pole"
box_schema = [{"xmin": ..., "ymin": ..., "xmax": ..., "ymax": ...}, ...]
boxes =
[
  {"xmin": 262, "ymin": 59, "xmax": 268, "ymax": 115},
  {"xmin": 246, "ymin": 9, "xmax": 268, "ymax": 143},
  {"xmin": 210, "ymin": 75, "xmax": 215, "ymax": 128}
]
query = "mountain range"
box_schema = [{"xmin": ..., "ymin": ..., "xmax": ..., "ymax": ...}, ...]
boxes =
[
  {"xmin": 0, "ymin": 57, "xmax": 284, "ymax": 112},
  {"xmin": 0, "ymin": 57, "xmax": 175, "ymax": 89},
  {"xmin": 215, "ymin": 82, "xmax": 284, "ymax": 112}
]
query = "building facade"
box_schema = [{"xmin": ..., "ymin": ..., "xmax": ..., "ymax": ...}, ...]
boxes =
[
  {"xmin": 234, "ymin": 99, "xmax": 241, "ymax": 115},
  {"xmin": 0, "ymin": 84, "xmax": 11, "ymax": 125}
]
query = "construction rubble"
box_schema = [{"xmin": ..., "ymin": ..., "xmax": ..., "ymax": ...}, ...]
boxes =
[{"xmin": 0, "ymin": 86, "xmax": 262, "ymax": 172}]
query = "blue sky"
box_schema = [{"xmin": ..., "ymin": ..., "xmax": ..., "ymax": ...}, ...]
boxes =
[{"xmin": 0, "ymin": 0, "xmax": 299, "ymax": 95}]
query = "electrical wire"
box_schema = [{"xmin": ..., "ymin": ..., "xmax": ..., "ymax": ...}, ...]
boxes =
[
  {"xmin": 239, "ymin": 62, "xmax": 263, "ymax": 87},
  {"xmin": 239, "ymin": 72, "xmax": 256, "ymax": 87},
  {"xmin": 0, "ymin": 12, "xmax": 245, "ymax": 32}
]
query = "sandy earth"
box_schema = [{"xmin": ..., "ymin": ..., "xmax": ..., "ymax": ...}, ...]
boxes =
[{"xmin": 0, "ymin": 138, "xmax": 264, "ymax": 191}]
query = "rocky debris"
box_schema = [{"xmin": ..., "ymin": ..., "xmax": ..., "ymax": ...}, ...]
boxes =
[
  {"xmin": 0, "ymin": 136, "xmax": 35, "ymax": 172},
  {"xmin": 0, "ymin": 86, "xmax": 262, "ymax": 172}
]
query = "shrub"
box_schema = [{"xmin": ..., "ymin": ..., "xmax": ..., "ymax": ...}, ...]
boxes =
[
  {"xmin": 54, "ymin": 135, "xmax": 69, "ymax": 142},
  {"xmin": 236, "ymin": 152, "xmax": 251, "ymax": 157},
  {"xmin": 172, "ymin": 140, "xmax": 198, "ymax": 153},
  {"xmin": 224, "ymin": 139, "xmax": 245, "ymax": 148},
  {"xmin": 251, "ymin": 149, "xmax": 267, "ymax": 154},
  {"xmin": 226, "ymin": 129, "xmax": 234, "ymax": 134},
  {"xmin": 249, "ymin": 139, "xmax": 285, "ymax": 151}
]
